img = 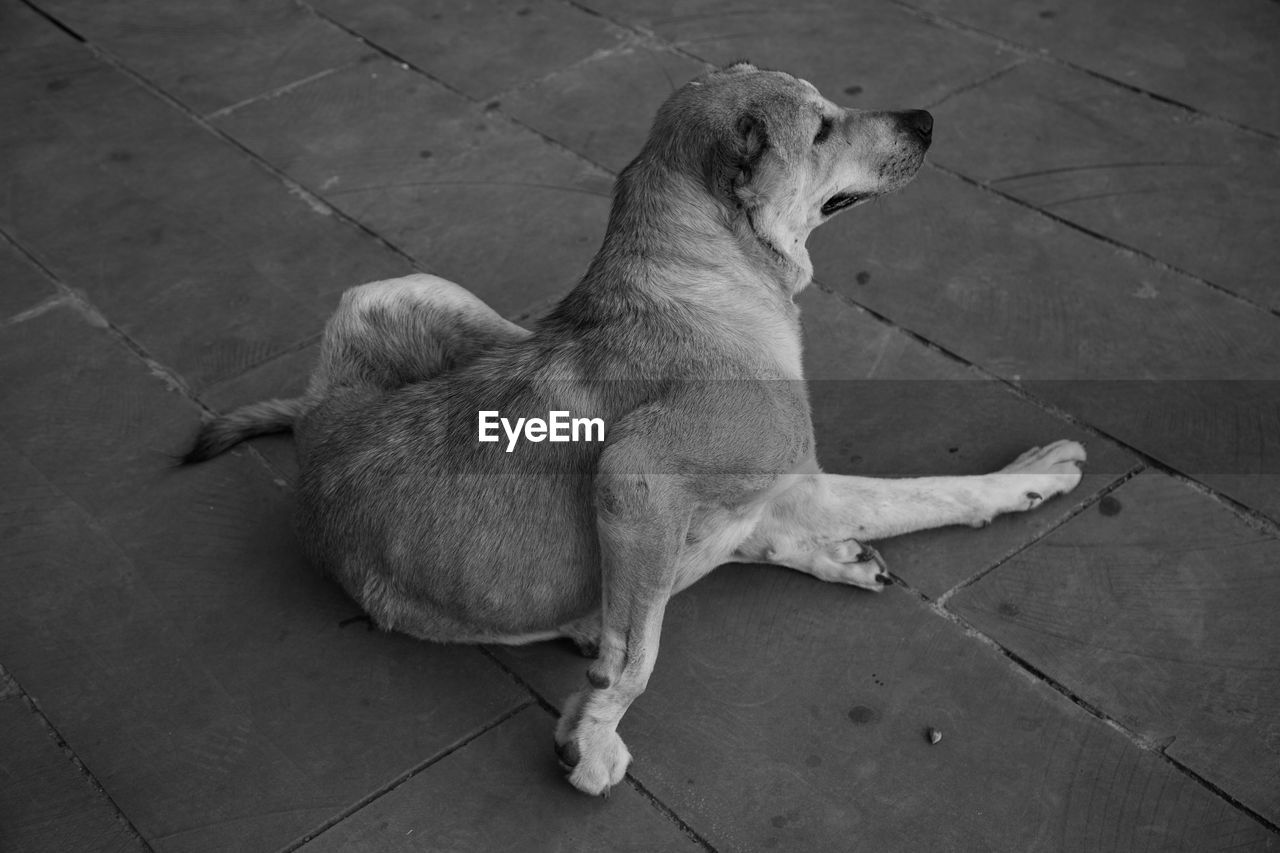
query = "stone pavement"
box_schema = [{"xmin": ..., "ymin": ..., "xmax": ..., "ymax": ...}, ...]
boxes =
[{"xmin": 1, "ymin": 0, "xmax": 1277, "ymax": 850}]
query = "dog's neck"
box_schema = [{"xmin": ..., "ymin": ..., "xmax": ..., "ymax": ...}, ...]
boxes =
[
  {"xmin": 564, "ymin": 161, "xmax": 806, "ymax": 378},
  {"xmin": 591, "ymin": 161, "xmax": 812, "ymax": 300},
  {"xmin": 737, "ymin": 202, "xmax": 814, "ymax": 294}
]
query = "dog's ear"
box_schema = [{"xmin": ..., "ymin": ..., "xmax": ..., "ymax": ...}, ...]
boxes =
[{"xmin": 705, "ymin": 111, "xmax": 768, "ymax": 206}]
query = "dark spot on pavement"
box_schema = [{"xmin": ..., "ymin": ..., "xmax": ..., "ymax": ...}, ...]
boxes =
[
  {"xmin": 108, "ymin": 150, "xmax": 133, "ymax": 163},
  {"xmin": 998, "ymin": 601, "xmax": 1020, "ymax": 618},
  {"xmin": 847, "ymin": 705, "xmax": 880, "ymax": 724},
  {"xmin": 844, "ymin": 85, "xmax": 863, "ymax": 96},
  {"xmin": 419, "ymin": 149, "xmax": 433, "ymax": 159},
  {"xmin": 47, "ymin": 78, "xmax": 70, "ymax": 92},
  {"xmin": 948, "ymin": 446, "xmax": 959, "ymax": 453},
  {"xmin": 1099, "ymin": 495, "xmax": 1122, "ymax": 516},
  {"xmin": 484, "ymin": 100, "xmax": 501, "ymax": 111},
  {"xmin": 805, "ymin": 753, "xmax": 822, "ymax": 767},
  {"xmin": 517, "ymin": 6, "xmax": 532, "ymax": 14},
  {"xmin": 855, "ymin": 270, "xmax": 871, "ymax": 285},
  {"xmin": 1039, "ymin": 9, "xmax": 1057, "ymax": 18}
]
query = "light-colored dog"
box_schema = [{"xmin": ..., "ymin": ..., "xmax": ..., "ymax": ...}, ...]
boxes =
[{"xmin": 186, "ymin": 62, "xmax": 1085, "ymax": 796}]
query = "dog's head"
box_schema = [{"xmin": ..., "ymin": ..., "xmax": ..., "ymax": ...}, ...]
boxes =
[{"xmin": 642, "ymin": 61, "xmax": 932, "ymax": 271}]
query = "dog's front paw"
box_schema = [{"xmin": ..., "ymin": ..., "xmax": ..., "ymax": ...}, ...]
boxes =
[
  {"xmin": 555, "ymin": 689, "xmax": 632, "ymax": 796},
  {"xmin": 566, "ymin": 727, "xmax": 631, "ymax": 796},
  {"xmin": 997, "ymin": 439, "xmax": 1086, "ymax": 507}
]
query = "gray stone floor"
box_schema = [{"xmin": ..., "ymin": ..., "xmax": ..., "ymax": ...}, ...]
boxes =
[{"xmin": 2, "ymin": 1, "xmax": 1278, "ymax": 850}]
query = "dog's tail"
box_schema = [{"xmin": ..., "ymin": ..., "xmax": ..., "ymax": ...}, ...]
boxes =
[{"xmin": 182, "ymin": 397, "xmax": 310, "ymax": 464}]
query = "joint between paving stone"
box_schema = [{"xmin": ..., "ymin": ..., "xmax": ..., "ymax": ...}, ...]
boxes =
[
  {"xmin": 934, "ymin": 616, "xmax": 1280, "ymax": 837},
  {"xmin": 889, "ymin": 584, "xmax": 1280, "ymax": 836},
  {"xmin": 933, "ymin": 464, "xmax": 1146, "ymax": 608},
  {"xmin": 1157, "ymin": 469, "xmax": 1280, "ymax": 538},
  {"xmin": 19, "ymin": 0, "xmax": 85, "ymax": 42},
  {"xmin": 293, "ymin": 1, "xmax": 623, "ymax": 179},
  {"xmin": 927, "ymin": 163, "xmax": 1280, "ymax": 320},
  {"xmin": 885, "ymin": 0, "xmax": 1280, "ymax": 142},
  {"xmin": 0, "ymin": 226, "xmax": 301, "ymax": 493},
  {"xmin": 1, "ymin": 653, "xmax": 157, "ymax": 850},
  {"xmin": 624, "ymin": 774, "xmax": 721, "ymax": 853},
  {"xmin": 562, "ymin": 0, "xmax": 728, "ymax": 75},
  {"xmin": 277, "ymin": 696, "xmax": 536, "ymax": 853},
  {"xmin": 38, "ymin": 15, "xmax": 434, "ymax": 286},
  {"xmin": 0, "ymin": 227, "xmax": 206, "ymax": 407},
  {"xmin": 475, "ymin": 650, "xmax": 720, "ymax": 851},
  {"xmin": 478, "ymin": 646, "xmax": 567, "ymax": 718}
]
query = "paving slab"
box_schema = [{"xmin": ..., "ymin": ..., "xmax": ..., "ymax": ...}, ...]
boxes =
[
  {"xmin": 32, "ymin": 0, "xmax": 373, "ymax": 116},
  {"xmin": 214, "ymin": 57, "xmax": 613, "ymax": 318},
  {"xmin": 0, "ymin": 38, "xmax": 411, "ymax": 392},
  {"xmin": 0, "ymin": 305, "xmax": 526, "ymax": 852},
  {"xmin": 298, "ymin": 706, "xmax": 702, "ymax": 852},
  {"xmin": 949, "ymin": 472, "xmax": 1280, "ymax": 827},
  {"xmin": 930, "ymin": 60, "xmax": 1280, "ymax": 311},
  {"xmin": 580, "ymin": 0, "xmax": 1018, "ymax": 109},
  {"xmin": 0, "ymin": 684, "xmax": 147, "ymax": 853},
  {"xmin": 501, "ymin": 42, "xmax": 710, "ymax": 172},
  {"xmin": 497, "ymin": 566, "xmax": 1276, "ymax": 851},
  {"xmin": 809, "ymin": 166, "xmax": 1280, "ymax": 519},
  {"xmin": 799, "ymin": 285, "xmax": 1137, "ymax": 597},
  {"xmin": 902, "ymin": 0, "xmax": 1280, "ymax": 136},
  {"xmin": 306, "ymin": 0, "xmax": 625, "ymax": 101},
  {"xmin": 0, "ymin": 239, "xmax": 57, "ymax": 319}
]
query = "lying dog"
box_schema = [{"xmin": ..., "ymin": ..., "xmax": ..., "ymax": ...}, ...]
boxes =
[{"xmin": 186, "ymin": 62, "xmax": 1084, "ymax": 795}]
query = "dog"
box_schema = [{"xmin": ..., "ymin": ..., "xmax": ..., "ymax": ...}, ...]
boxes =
[{"xmin": 185, "ymin": 61, "xmax": 1085, "ymax": 796}]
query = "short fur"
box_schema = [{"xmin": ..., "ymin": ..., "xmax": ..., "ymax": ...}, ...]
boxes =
[{"xmin": 186, "ymin": 64, "xmax": 1085, "ymax": 795}]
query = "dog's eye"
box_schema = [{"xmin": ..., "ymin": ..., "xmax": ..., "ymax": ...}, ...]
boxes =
[{"xmin": 813, "ymin": 116, "xmax": 833, "ymax": 145}]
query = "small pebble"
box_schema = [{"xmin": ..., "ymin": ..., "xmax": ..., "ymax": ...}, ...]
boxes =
[{"xmin": 927, "ymin": 727, "xmax": 942, "ymax": 745}]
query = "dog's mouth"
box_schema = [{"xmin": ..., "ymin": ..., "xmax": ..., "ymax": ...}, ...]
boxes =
[{"xmin": 820, "ymin": 192, "xmax": 866, "ymax": 217}]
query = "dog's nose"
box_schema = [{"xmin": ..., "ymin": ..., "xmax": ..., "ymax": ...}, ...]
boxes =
[{"xmin": 900, "ymin": 109, "xmax": 933, "ymax": 144}]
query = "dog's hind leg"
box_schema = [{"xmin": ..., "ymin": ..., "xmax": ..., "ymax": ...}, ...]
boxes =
[
  {"xmin": 308, "ymin": 273, "xmax": 530, "ymax": 398},
  {"xmin": 735, "ymin": 440, "xmax": 1087, "ymax": 590},
  {"xmin": 184, "ymin": 273, "xmax": 528, "ymax": 462}
]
